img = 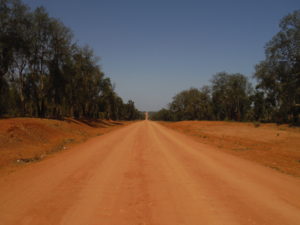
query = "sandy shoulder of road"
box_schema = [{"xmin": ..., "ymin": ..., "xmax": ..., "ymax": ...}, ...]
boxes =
[
  {"xmin": 0, "ymin": 118, "xmax": 134, "ymax": 175},
  {"xmin": 159, "ymin": 121, "xmax": 300, "ymax": 177}
]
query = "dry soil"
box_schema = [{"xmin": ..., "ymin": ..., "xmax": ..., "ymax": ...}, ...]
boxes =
[{"xmin": 0, "ymin": 121, "xmax": 299, "ymax": 225}]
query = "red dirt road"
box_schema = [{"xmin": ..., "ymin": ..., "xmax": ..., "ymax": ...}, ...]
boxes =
[{"xmin": 0, "ymin": 121, "xmax": 300, "ymax": 225}]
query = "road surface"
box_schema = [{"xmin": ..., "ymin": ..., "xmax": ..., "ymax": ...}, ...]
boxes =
[{"xmin": 0, "ymin": 121, "xmax": 300, "ymax": 225}]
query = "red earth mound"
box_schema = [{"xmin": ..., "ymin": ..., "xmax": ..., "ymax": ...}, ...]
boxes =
[
  {"xmin": 159, "ymin": 121, "xmax": 300, "ymax": 177},
  {"xmin": 0, "ymin": 118, "xmax": 132, "ymax": 172}
]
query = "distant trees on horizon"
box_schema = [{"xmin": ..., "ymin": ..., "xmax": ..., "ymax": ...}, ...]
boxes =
[
  {"xmin": 0, "ymin": 0, "xmax": 143, "ymax": 120},
  {"xmin": 1, "ymin": 1, "xmax": 299, "ymax": 124},
  {"xmin": 151, "ymin": 10, "xmax": 300, "ymax": 125}
]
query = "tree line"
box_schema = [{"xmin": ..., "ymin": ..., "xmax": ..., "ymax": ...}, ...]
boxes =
[
  {"xmin": 151, "ymin": 10, "xmax": 300, "ymax": 125},
  {"xmin": 0, "ymin": 0, "xmax": 143, "ymax": 120}
]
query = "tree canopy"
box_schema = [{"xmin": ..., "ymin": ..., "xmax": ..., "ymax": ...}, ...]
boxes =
[
  {"xmin": 0, "ymin": 0, "xmax": 142, "ymax": 120},
  {"xmin": 254, "ymin": 10, "xmax": 300, "ymax": 124}
]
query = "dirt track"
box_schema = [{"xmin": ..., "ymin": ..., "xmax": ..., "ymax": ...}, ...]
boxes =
[{"xmin": 0, "ymin": 121, "xmax": 300, "ymax": 225}]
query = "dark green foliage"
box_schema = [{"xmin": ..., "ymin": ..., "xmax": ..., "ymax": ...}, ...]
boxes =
[
  {"xmin": 255, "ymin": 10, "xmax": 300, "ymax": 124},
  {"xmin": 211, "ymin": 72, "xmax": 252, "ymax": 121},
  {"xmin": 150, "ymin": 73, "xmax": 252, "ymax": 122},
  {"xmin": 150, "ymin": 108, "xmax": 174, "ymax": 121},
  {"xmin": 0, "ymin": 0, "xmax": 141, "ymax": 120},
  {"xmin": 168, "ymin": 87, "xmax": 213, "ymax": 121}
]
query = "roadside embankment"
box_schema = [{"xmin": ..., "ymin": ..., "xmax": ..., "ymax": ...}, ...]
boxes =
[
  {"xmin": 159, "ymin": 121, "xmax": 300, "ymax": 177},
  {"xmin": 0, "ymin": 118, "xmax": 132, "ymax": 172}
]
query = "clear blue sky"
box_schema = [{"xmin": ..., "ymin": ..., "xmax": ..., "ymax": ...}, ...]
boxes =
[{"xmin": 24, "ymin": 0, "xmax": 299, "ymax": 111}]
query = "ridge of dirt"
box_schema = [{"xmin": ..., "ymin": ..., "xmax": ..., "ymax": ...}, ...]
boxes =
[
  {"xmin": 0, "ymin": 117, "xmax": 133, "ymax": 173},
  {"xmin": 158, "ymin": 121, "xmax": 300, "ymax": 177}
]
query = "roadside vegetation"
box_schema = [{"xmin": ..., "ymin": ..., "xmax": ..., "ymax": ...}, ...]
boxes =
[
  {"xmin": 151, "ymin": 10, "xmax": 300, "ymax": 125},
  {"xmin": 0, "ymin": 0, "xmax": 143, "ymax": 120}
]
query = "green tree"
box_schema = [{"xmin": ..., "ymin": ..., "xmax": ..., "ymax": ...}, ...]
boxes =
[
  {"xmin": 169, "ymin": 87, "xmax": 212, "ymax": 121},
  {"xmin": 255, "ymin": 10, "xmax": 300, "ymax": 124},
  {"xmin": 0, "ymin": 0, "xmax": 142, "ymax": 120},
  {"xmin": 0, "ymin": 0, "xmax": 29, "ymax": 115},
  {"xmin": 150, "ymin": 108, "xmax": 174, "ymax": 121},
  {"xmin": 211, "ymin": 72, "xmax": 252, "ymax": 121}
]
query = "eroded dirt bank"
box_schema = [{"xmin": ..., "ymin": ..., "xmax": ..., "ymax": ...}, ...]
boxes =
[{"xmin": 0, "ymin": 118, "xmax": 132, "ymax": 172}]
